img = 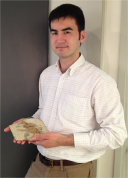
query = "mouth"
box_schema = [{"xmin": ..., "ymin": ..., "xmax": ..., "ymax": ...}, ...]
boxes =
[{"xmin": 56, "ymin": 46, "xmax": 68, "ymax": 49}]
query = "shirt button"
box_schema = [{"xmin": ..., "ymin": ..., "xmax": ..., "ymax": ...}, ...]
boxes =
[{"xmin": 60, "ymin": 77, "xmax": 64, "ymax": 81}]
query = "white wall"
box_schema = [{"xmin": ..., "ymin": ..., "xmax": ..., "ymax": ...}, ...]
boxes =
[
  {"xmin": 48, "ymin": 0, "xmax": 102, "ymax": 67},
  {"xmin": 96, "ymin": 1, "xmax": 122, "ymax": 177},
  {"xmin": 114, "ymin": 1, "xmax": 128, "ymax": 177}
]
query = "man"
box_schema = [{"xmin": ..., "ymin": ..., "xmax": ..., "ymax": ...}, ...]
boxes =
[{"xmin": 4, "ymin": 4, "xmax": 127, "ymax": 178}]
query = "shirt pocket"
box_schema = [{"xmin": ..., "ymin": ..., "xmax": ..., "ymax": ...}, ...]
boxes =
[{"xmin": 59, "ymin": 93, "xmax": 87, "ymax": 120}]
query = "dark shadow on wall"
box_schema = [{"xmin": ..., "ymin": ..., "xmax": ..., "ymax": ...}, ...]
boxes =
[{"xmin": 1, "ymin": 1, "xmax": 49, "ymax": 177}]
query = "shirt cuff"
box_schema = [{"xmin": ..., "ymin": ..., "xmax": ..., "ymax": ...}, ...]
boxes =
[{"xmin": 74, "ymin": 132, "xmax": 90, "ymax": 150}]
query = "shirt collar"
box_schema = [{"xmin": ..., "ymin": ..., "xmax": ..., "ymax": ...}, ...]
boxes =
[{"xmin": 55, "ymin": 53, "xmax": 85, "ymax": 76}]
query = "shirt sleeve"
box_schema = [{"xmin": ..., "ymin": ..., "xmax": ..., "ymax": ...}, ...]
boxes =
[
  {"xmin": 74, "ymin": 78, "xmax": 128, "ymax": 151},
  {"xmin": 32, "ymin": 76, "xmax": 43, "ymax": 119}
]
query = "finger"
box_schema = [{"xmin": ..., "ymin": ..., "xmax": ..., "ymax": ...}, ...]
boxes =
[
  {"xmin": 13, "ymin": 139, "xmax": 17, "ymax": 143},
  {"xmin": 4, "ymin": 118, "xmax": 25, "ymax": 132},
  {"xmin": 17, "ymin": 140, "xmax": 22, "ymax": 144},
  {"xmin": 13, "ymin": 139, "xmax": 21, "ymax": 144},
  {"xmin": 13, "ymin": 139, "xmax": 25, "ymax": 145},
  {"xmin": 21, "ymin": 141, "xmax": 26, "ymax": 145},
  {"xmin": 29, "ymin": 140, "xmax": 43, "ymax": 146},
  {"xmin": 4, "ymin": 126, "xmax": 11, "ymax": 132},
  {"xmin": 28, "ymin": 141, "xmax": 31, "ymax": 144},
  {"xmin": 13, "ymin": 118, "xmax": 25, "ymax": 124},
  {"xmin": 32, "ymin": 134, "xmax": 45, "ymax": 141}
]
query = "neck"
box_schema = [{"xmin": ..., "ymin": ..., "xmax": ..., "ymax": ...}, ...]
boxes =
[{"xmin": 59, "ymin": 53, "xmax": 80, "ymax": 73}]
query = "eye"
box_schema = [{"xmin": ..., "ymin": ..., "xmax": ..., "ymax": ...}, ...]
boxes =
[
  {"xmin": 65, "ymin": 31, "xmax": 70, "ymax": 34},
  {"xmin": 51, "ymin": 32, "xmax": 58, "ymax": 35}
]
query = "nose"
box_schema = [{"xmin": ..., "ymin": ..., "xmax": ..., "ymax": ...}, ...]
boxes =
[{"xmin": 57, "ymin": 33, "xmax": 65, "ymax": 43}]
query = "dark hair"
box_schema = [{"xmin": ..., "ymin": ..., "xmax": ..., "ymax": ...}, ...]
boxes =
[{"xmin": 49, "ymin": 4, "xmax": 85, "ymax": 34}]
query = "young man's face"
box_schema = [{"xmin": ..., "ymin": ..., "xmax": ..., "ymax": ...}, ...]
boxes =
[{"xmin": 50, "ymin": 17, "xmax": 85, "ymax": 61}]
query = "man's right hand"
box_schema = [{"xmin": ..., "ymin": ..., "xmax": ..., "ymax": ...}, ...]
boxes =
[{"xmin": 4, "ymin": 118, "xmax": 26, "ymax": 145}]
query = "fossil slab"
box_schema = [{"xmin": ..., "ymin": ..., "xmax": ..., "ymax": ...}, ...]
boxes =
[{"xmin": 9, "ymin": 118, "xmax": 49, "ymax": 141}]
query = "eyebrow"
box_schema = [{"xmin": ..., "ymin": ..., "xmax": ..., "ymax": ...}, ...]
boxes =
[{"xmin": 50, "ymin": 27, "xmax": 73, "ymax": 32}]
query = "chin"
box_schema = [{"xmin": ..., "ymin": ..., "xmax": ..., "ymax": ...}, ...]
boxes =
[{"xmin": 58, "ymin": 54, "xmax": 69, "ymax": 59}]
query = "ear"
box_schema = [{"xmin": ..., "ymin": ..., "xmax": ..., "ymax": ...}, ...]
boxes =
[{"xmin": 80, "ymin": 30, "xmax": 85, "ymax": 44}]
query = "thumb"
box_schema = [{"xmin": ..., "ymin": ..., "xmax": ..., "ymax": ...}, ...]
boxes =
[
  {"xmin": 32, "ymin": 134, "xmax": 45, "ymax": 141},
  {"xmin": 4, "ymin": 126, "xmax": 11, "ymax": 132}
]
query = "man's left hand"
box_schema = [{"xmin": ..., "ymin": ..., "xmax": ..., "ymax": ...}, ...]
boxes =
[{"xmin": 28, "ymin": 132, "xmax": 74, "ymax": 148}]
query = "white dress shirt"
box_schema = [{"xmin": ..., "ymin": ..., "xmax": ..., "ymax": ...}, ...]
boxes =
[{"xmin": 33, "ymin": 54, "xmax": 127, "ymax": 163}]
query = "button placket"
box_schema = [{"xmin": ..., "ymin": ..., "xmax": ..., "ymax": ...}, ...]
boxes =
[{"xmin": 48, "ymin": 75, "xmax": 66, "ymax": 131}]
